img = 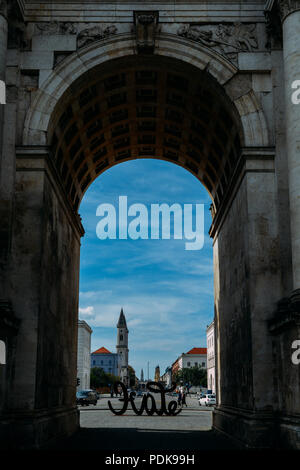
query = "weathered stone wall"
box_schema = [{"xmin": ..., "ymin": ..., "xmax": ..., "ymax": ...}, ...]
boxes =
[
  {"xmin": 213, "ymin": 153, "xmax": 283, "ymax": 447},
  {"xmin": 214, "ymin": 176, "xmax": 253, "ymax": 411},
  {"xmin": 0, "ymin": 150, "xmax": 81, "ymax": 447},
  {"xmin": 35, "ymin": 174, "xmax": 81, "ymax": 411}
]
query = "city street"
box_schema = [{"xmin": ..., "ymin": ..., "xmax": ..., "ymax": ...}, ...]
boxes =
[{"xmin": 45, "ymin": 395, "xmax": 241, "ymax": 450}]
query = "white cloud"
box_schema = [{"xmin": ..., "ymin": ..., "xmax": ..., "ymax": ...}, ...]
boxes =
[{"xmin": 79, "ymin": 305, "xmax": 95, "ymax": 317}]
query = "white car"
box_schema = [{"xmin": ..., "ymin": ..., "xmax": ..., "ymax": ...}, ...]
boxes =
[{"xmin": 199, "ymin": 394, "xmax": 216, "ymax": 406}]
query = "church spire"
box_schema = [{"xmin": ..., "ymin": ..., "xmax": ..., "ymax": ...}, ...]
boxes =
[{"xmin": 117, "ymin": 307, "xmax": 127, "ymax": 328}]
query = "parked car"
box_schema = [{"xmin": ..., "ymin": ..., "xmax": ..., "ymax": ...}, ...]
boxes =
[
  {"xmin": 76, "ymin": 390, "xmax": 98, "ymax": 406},
  {"xmin": 199, "ymin": 394, "xmax": 216, "ymax": 407},
  {"xmin": 136, "ymin": 390, "xmax": 143, "ymax": 397}
]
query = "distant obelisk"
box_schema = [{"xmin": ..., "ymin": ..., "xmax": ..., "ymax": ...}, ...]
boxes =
[
  {"xmin": 141, "ymin": 368, "xmax": 144, "ymax": 381},
  {"xmin": 154, "ymin": 365, "xmax": 160, "ymax": 382}
]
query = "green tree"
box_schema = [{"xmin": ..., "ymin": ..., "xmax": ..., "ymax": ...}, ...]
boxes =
[
  {"xmin": 173, "ymin": 366, "xmax": 207, "ymax": 388},
  {"xmin": 90, "ymin": 367, "xmax": 120, "ymax": 388}
]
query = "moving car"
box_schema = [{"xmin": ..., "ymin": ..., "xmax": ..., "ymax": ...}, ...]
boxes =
[
  {"xmin": 199, "ymin": 394, "xmax": 216, "ymax": 407},
  {"xmin": 76, "ymin": 390, "xmax": 98, "ymax": 406}
]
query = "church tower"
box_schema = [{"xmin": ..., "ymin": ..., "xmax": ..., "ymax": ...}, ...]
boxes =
[{"xmin": 116, "ymin": 308, "xmax": 129, "ymax": 386}]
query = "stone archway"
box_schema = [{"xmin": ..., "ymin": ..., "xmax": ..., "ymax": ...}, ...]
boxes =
[{"xmin": 1, "ymin": 28, "xmax": 297, "ymax": 450}]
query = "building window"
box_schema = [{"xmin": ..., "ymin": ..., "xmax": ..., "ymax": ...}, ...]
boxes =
[
  {"xmin": 187, "ymin": 362, "xmax": 190, "ymax": 367},
  {"xmin": 101, "ymin": 360, "xmax": 103, "ymax": 365},
  {"xmin": 93, "ymin": 360, "xmax": 96, "ymax": 365},
  {"xmin": 194, "ymin": 362, "xmax": 198, "ymax": 366},
  {"xmin": 202, "ymin": 362, "xmax": 205, "ymax": 367},
  {"xmin": 120, "ymin": 335, "xmax": 123, "ymax": 341}
]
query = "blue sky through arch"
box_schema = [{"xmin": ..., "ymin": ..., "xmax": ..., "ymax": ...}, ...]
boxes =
[{"xmin": 78, "ymin": 159, "xmax": 214, "ymax": 379}]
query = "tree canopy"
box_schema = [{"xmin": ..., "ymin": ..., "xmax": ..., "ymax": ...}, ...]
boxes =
[
  {"xmin": 90, "ymin": 367, "xmax": 120, "ymax": 388},
  {"xmin": 173, "ymin": 366, "xmax": 207, "ymax": 387}
]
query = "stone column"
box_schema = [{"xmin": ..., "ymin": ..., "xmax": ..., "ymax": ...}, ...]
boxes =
[
  {"xmin": 280, "ymin": 0, "xmax": 300, "ymax": 306},
  {"xmin": 0, "ymin": 1, "xmax": 7, "ymax": 153},
  {"xmin": 0, "ymin": 1, "xmax": 7, "ymax": 81}
]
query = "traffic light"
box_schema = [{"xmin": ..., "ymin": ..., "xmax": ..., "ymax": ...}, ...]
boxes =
[{"xmin": 76, "ymin": 377, "xmax": 80, "ymax": 386}]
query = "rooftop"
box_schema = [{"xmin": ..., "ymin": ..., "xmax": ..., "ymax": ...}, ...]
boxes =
[
  {"xmin": 91, "ymin": 347, "xmax": 112, "ymax": 354},
  {"xmin": 186, "ymin": 347, "xmax": 207, "ymax": 355}
]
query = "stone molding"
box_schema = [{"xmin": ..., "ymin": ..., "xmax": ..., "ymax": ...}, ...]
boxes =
[{"xmin": 278, "ymin": 0, "xmax": 300, "ymax": 21}]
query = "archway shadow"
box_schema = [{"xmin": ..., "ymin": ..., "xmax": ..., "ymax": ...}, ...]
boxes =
[{"xmin": 43, "ymin": 427, "xmax": 242, "ymax": 451}]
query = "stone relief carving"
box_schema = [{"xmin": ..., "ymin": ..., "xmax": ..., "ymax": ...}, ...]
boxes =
[
  {"xmin": 77, "ymin": 25, "xmax": 117, "ymax": 48},
  {"xmin": 177, "ymin": 23, "xmax": 258, "ymax": 63},
  {"xmin": 133, "ymin": 11, "xmax": 159, "ymax": 53},
  {"xmin": 35, "ymin": 21, "xmax": 78, "ymax": 35}
]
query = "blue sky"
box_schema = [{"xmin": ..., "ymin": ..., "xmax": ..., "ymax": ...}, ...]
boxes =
[{"xmin": 78, "ymin": 159, "xmax": 214, "ymax": 380}]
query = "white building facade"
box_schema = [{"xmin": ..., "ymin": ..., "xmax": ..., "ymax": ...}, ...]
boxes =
[
  {"xmin": 172, "ymin": 347, "xmax": 207, "ymax": 378},
  {"xmin": 77, "ymin": 320, "xmax": 92, "ymax": 391},
  {"xmin": 206, "ymin": 320, "xmax": 215, "ymax": 393}
]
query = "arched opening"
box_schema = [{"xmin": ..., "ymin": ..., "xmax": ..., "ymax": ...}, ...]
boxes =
[
  {"xmin": 41, "ymin": 53, "xmax": 242, "ymax": 438},
  {"xmin": 45, "ymin": 53, "xmax": 243, "ymax": 438},
  {"xmin": 11, "ymin": 45, "xmax": 279, "ymax": 449},
  {"xmin": 78, "ymin": 158, "xmax": 214, "ymax": 402},
  {"xmin": 47, "ymin": 55, "xmax": 243, "ymax": 215}
]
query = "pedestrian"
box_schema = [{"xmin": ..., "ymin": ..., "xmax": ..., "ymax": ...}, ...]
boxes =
[
  {"xmin": 182, "ymin": 392, "xmax": 187, "ymax": 407},
  {"xmin": 177, "ymin": 391, "xmax": 182, "ymax": 407}
]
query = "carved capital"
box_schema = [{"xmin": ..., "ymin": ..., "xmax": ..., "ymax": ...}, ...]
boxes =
[
  {"xmin": 133, "ymin": 11, "xmax": 159, "ymax": 53},
  {"xmin": 278, "ymin": 0, "xmax": 300, "ymax": 21}
]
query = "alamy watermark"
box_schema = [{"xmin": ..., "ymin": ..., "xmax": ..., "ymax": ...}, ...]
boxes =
[
  {"xmin": 95, "ymin": 196, "xmax": 205, "ymax": 250},
  {"xmin": 0, "ymin": 80, "xmax": 5, "ymax": 104},
  {"xmin": 291, "ymin": 340, "xmax": 300, "ymax": 365},
  {"xmin": 291, "ymin": 80, "xmax": 300, "ymax": 104}
]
